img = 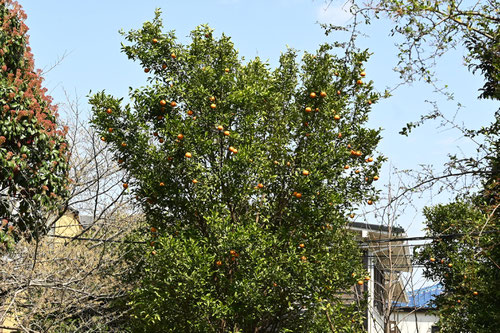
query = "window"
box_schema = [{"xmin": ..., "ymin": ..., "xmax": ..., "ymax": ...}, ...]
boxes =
[{"xmin": 374, "ymin": 263, "xmax": 385, "ymax": 314}]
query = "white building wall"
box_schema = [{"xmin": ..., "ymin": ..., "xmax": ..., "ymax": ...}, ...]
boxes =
[{"xmin": 391, "ymin": 311, "xmax": 438, "ymax": 333}]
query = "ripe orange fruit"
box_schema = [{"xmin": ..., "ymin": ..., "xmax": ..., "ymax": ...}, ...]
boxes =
[
  {"xmin": 216, "ymin": 125, "xmax": 223, "ymax": 131},
  {"xmin": 108, "ymin": 128, "xmax": 113, "ymax": 133},
  {"xmin": 320, "ymin": 91, "xmax": 327, "ymax": 97},
  {"xmin": 357, "ymin": 80, "xmax": 363, "ymax": 85},
  {"xmin": 344, "ymin": 165, "xmax": 350, "ymax": 169},
  {"xmin": 367, "ymin": 157, "xmax": 374, "ymax": 162},
  {"xmin": 162, "ymin": 64, "xmax": 167, "ymax": 69},
  {"xmin": 367, "ymin": 200, "xmax": 373, "ymax": 205},
  {"xmin": 274, "ymin": 160, "xmax": 279, "ymax": 165},
  {"xmin": 151, "ymin": 250, "xmax": 157, "ymax": 255},
  {"xmin": 302, "ymin": 170, "xmax": 309, "ymax": 176},
  {"xmin": 159, "ymin": 138, "xmax": 164, "ymax": 143},
  {"xmin": 334, "ymin": 114, "xmax": 341, "ymax": 121},
  {"xmin": 209, "ymin": 96, "xmax": 215, "ymax": 102},
  {"xmin": 159, "ymin": 182, "xmax": 165, "ymax": 187},
  {"xmin": 295, "ymin": 192, "xmax": 302, "ymax": 199},
  {"xmin": 430, "ymin": 257, "xmax": 436, "ymax": 262},
  {"xmin": 350, "ymin": 213, "xmax": 355, "ymax": 218},
  {"xmin": 185, "ymin": 152, "xmax": 192, "ymax": 158},
  {"xmin": 299, "ymin": 243, "xmax": 305, "ymax": 248},
  {"xmin": 187, "ymin": 110, "xmax": 194, "ymax": 115},
  {"xmin": 106, "ymin": 108, "xmax": 112, "ymax": 114},
  {"xmin": 153, "ymin": 132, "xmax": 159, "ymax": 137},
  {"xmin": 355, "ymin": 169, "xmax": 360, "ymax": 174},
  {"xmin": 192, "ymin": 179, "xmax": 198, "ymax": 184},
  {"xmin": 350, "ymin": 150, "xmax": 357, "ymax": 156},
  {"xmin": 448, "ymin": 263, "xmax": 453, "ymax": 268},
  {"xmin": 373, "ymin": 176, "xmax": 379, "ymax": 181},
  {"xmin": 305, "ymin": 107, "xmax": 312, "ymax": 112},
  {"xmin": 123, "ymin": 183, "xmax": 128, "ymax": 189},
  {"xmin": 364, "ymin": 276, "xmax": 370, "ymax": 281},
  {"xmin": 121, "ymin": 142, "xmax": 127, "ymax": 147},
  {"xmin": 337, "ymin": 90, "xmax": 341, "ymax": 95},
  {"xmin": 315, "ymin": 108, "xmax": 320, "ymax": 112},
  {"xmin": 224, "ymin": 68, "xmax": 230, "ymax": 73},
  {"xmin": 301, "ymin": 256, "xmax": 307, "ymax": 262},
  {"xmin": 170, "ymin": 101, "xmax": 177, "ymax": 107},
  {"xmin": 177, "ymin": 133, "xmax": 184, "ymax": 140},
  {"xmin": 338, "ymin": 132, "xmax": 342, "ymax": 138},
  {"xmin": 368, "ymin": 100, "xmax": 372, "ymax": 105},
  {"xmin": 230, "ymin": 250, "xmax": 236, "ymax": 256},
  {"xmin": 216, "ymin": 260, "xmax": 222, "ymax": 266},
  {"xmin": 151, "ymin": 227, "xmax": 157, "ymax": 233},
  {"xmin": 257, "ymin": 183, "xmax": 264, "ymax": 188},
  {"xmin": 309, "ymin": 92, "xmax": 316, "ymax": 98},
  {"xmin": 152, "ymin": 38, "xmax": 158, "ymax": 44},
  {"xmin": 171, "ymin": 53, "xmax": 176, "ymax": 59},
  {"xmin": 273, "ymin": 282, "xmax": 278, "ymax": 287},
  {"xmin": 357, "ymin": 280, "xmax": 364, "ymax": 286},
  {"xmin": 144, "ymin": 68, "xmax": 150, "ymax": 73},
  {"xmin": 160, "ymin": 100, "xmax": 167, "ymax": 106},
  {"xmin": 360, "ymin": 71, "xmax": 366, "ymax": 77},
  {"xmin": 223, "ymin": 130, "xmax": 230, "ymax": 136},
  {"xmin": 473, "ymin": 291, "xmax": 478, "ymax": 296},
  {"xmin": 210, "ymin": 103, "xmax": 216, "ymax": 109},
  {"xmin": 101, "ymin": 137, "xmax": 106, "ymax": 142}
]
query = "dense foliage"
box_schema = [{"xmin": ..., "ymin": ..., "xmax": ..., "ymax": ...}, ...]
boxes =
[
  {"xmin": 90, "ymin": 10, "xmax": 383, "ymax": 332},
  {"xmin": 0, "ymin": 0, "xmax": 69, "ymax": 246}
]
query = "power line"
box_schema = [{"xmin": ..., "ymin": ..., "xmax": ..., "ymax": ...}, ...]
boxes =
[{"xmin": 358, "ymin": 230, "xmax": 499, "ymax": 244}]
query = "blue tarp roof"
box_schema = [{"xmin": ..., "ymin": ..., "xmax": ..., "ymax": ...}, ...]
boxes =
[{"xmin": 395, "ymin": 284, "xmax": 443, "ymax": 309}]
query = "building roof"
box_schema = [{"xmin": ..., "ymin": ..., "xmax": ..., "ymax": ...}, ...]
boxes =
[
  {"xmin": 395, "ymin": 284, "xmax": 443, "ymax": 310},
  {"xmin": 348, "ymin": 222, "xmax": 405, "ymax": 235}
]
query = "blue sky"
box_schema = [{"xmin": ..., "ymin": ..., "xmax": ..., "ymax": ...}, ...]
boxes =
[{"xmin": 20, "ymin": 0, "xmax": 497, "ymax": 236}]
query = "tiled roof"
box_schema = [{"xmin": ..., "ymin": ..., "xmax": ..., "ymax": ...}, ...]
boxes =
[{"xmin": 395, "ymin": 284, "xmax": 443, "ymax": 309}]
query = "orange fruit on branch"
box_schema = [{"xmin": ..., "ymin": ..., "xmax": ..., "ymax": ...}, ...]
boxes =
[
  {"xmin": 305, "ymin": 107, "xmax": 312, "ymax": 113},
  {"xmin": 185, "ymin": 152, "xmax": 192, "ymax": 158},
  {"xmin": 320, "ymin": 91, "xmax": 327, "ymax": 97},
  {"xmin": 160, "ymin": 100, "xmax": 167, "ymax": 106},
  {"xmin": 309, "ymin": 92, "xmax": 316, "ymax": 98}
]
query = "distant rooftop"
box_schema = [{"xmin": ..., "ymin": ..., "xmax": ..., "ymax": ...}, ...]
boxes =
[
  {"xmin": 395, "ymin": 284, "xmax": 443, "ymax": 310},
  {"xmin": 348, "ymin": 222, "xmax": 405, "ymax": 235}
]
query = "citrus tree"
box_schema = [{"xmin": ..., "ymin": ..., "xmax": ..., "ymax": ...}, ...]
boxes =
[
  {"xmin": 90, "ymin": 10, "xmax": 383, "ymax": 332},
  {"xmin": 417, "ymin": 112, "xmax": 499, "ymax": 333},
  {"xmin": 0, "ymin": 0, "xmax": 69, "ymax": 246}
]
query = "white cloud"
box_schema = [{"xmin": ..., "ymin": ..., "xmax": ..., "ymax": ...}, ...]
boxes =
[{"xmin": 316, "ymin": 1, "xmax": 353, "ymax": 25}]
